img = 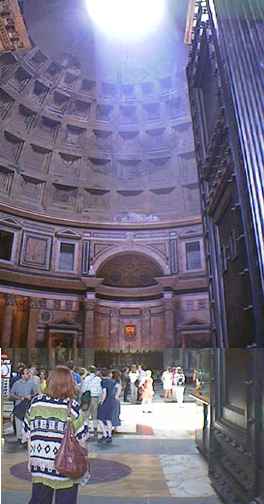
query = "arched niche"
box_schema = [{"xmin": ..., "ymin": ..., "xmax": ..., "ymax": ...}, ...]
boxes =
[{"xmin": 96, "ymin": 251, "xmax": 164, "ymax": 288}]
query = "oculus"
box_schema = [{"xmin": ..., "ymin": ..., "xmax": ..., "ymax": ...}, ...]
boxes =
[{"xmin": 85, "ymin": 0, "xmax": 165, "ymax": 41}]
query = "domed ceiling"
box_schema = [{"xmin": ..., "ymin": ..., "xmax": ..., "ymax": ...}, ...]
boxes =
[{"xmin": 0, "ymin": 0, "xmax": 200, "ymax": 225}]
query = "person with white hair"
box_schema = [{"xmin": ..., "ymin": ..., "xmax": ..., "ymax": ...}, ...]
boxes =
[{"xmin": 141, "ymin": 370, "xmax": 154, "ymax": 413}]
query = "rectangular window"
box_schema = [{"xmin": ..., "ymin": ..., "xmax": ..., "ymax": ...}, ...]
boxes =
[
  {"xmin": 0, "ymin": 230, "xmax": 14, "ymax": 261},
  {"xmin": 186, "ymin": 241, "xmax": 202, "ymax": 270},
  {"xmin": 58, "ymin": 243, "xmax": 75, "ymax": 271}
]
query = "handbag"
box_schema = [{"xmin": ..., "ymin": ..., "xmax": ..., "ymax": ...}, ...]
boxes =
[
  {"xmin": 13, "ymin": 398, "xmax": 31, "ymax": 421},
  {"xmin": 55, "ymin": 400, "xmax": 88, "ymax": 480}
]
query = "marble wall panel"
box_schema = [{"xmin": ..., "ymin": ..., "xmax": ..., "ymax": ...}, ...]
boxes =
[{"xmin": 20, "ymin": 231, "xmax": 52, "ymax": 270}]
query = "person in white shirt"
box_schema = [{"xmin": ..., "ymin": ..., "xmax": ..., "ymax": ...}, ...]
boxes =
[
  {"xmin": 162, "ymin": 368, "xmax": 173, "ymax": 400},
  {"xmin": 128, "ymin": 365, "xmax": 139, "ymax": 402},
  {"xmin": 174, "ymin": 367, "xmax": 185, "ymax": 406},
  {"xmin": 137, "ymin": 365, "xmax": 146, "ymax": 401},
  {"xmin": 80, "ymin": 366, "xmax": 102, "ymax": 434}
]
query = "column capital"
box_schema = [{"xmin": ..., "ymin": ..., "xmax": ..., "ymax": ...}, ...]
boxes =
[
  {"xmin": 110, "ymin": 308, "xmax": 119, "ymax": 318},
  {"xmin": 5, "ymin": 294, "xmax": 16, "ymax": 306},
  {"xmin": 84, "ymin": 299, "xmax": 96, "ymax": 311},
  {"xmin": 29, "ymin": 298, "xmax": 42, "ymax": 310},
  {"xmin": 15, "ymin": 297, "xmax": 28, "ymax": 311}
]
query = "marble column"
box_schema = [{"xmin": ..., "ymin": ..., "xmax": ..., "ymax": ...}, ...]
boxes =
[
  {"xmin": 110, "ymin": 308, "xmax": 119, "ymax": 351},
  {"xmin": 1, "ymin": 294, "xmax": 16, "ymax": 349},
  {"xmin": 27, "ymin": 298, "xmax": 41, "ymax": 349},
  {"xmin": 142, "ymin": 308, "xmax": 151, "ymax": 350},
  {"xmin": 83, "ymin": 297, "xmax": 96, "ymax": 367},
  {"xmin": 164, "ymin": 291, "xmax": 176, "ymax": 348},
  {"xmin": 84, "ymin": 298, "xmax": 96, "ymax": 348},
  {"xmin": 13, "ymin": 297, "xmax": 28, "ymax": 348}
]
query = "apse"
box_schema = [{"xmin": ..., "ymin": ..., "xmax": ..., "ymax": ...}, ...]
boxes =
[{"xmin": 97, "ymin": 253, "xmax": 163, "ymax": 287}]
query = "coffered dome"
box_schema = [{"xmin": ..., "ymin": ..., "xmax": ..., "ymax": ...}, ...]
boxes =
[{"xmin": 0, "ymin": 0, "xmax": 199, "ymax": 226}]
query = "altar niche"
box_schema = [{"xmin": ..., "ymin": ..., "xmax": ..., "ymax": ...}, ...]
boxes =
[{"xmin": 48, "ymin": 328, "xmax": 78, "ymax": 368}]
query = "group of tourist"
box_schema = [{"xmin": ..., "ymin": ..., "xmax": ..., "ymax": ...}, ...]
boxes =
[
  {"xmin": 6, "ymin": 361, "xmax": 187, "ymax": 503},
  {"xmin": 161, "ymin": 366, "xmax": 186, "ymax": 404}
]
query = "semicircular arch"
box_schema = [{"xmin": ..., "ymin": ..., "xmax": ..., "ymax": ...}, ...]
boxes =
[{"xmin": 93, "ymin": 244, "xmax": 169, "ymax": 277}]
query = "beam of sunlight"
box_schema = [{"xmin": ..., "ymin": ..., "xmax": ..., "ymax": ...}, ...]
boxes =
[{"xmin": 85, "ymin": 0, "xmax": 166, "ymax": 42}]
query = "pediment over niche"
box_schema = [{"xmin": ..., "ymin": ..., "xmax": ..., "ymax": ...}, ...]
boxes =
[
  {"xmin": 55, "ymin": 229, "xmax": 81, "ymax": 240},
  {"xmin": 0, "ymin": 216, "xmax": 22, "ymax": 229}
]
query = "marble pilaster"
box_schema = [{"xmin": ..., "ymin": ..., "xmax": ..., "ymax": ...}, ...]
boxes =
[
  {"xmin": 1, "ymin": 294, "xmax": 16, "ymax": 349},
  {"xmin": 27, "ymin": 298, "xmax": 41, "ymax": 349},
  {"xmin": 163, "ymin": 291, "xmax": 176, "ymax": 347}
]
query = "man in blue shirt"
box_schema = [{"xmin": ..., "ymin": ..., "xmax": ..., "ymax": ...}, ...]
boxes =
[{"xmin": 67, "ymin": 361, "xmax": 81, "ymax": 385}]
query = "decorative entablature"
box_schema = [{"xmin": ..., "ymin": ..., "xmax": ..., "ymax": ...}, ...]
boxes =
[{"xmin": 0, "ymin": 0, "xmax": 31, "ymax": 52}]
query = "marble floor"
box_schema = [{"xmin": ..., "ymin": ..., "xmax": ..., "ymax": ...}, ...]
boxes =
[{"xmin": 2, "ymin": 402, "xmax": 222, "ymax": 504}]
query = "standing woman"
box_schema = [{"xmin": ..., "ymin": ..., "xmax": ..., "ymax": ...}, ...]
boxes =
[
  {"xmin": 24, "ymin": 366, "xmax": 88, "ymax": 504},
  {"xmin": 97, "ymin": 369, "xmax": 116, "ymax": 443},
  {"xmin": 39, "ymin": 369, "xmax": 48, "ymax": 394},
  {"xmin": 162, "ymin": 368, "xmax": 173, "ymax": 401},
  {"xmin": 141, "ymin": 370, "xmax": 154, "ymax": 413},
  {"xmin": 112, "ymin": 370, "xmax": 122, "ymax": 432}
]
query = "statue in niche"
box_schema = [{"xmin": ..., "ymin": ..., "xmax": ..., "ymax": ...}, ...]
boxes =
[
  {"xmin": 88, "ymin": 259, "xmax": 95, "ymax": 276},
  {"xmin": 55, "ymin": 341, "xmax": 68, "ymax": 364}
]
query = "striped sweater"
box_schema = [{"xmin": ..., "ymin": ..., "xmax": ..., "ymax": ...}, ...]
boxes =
[{"xmin": 24, "ymin": 394, "xmax": 88, "ymax": 489}]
